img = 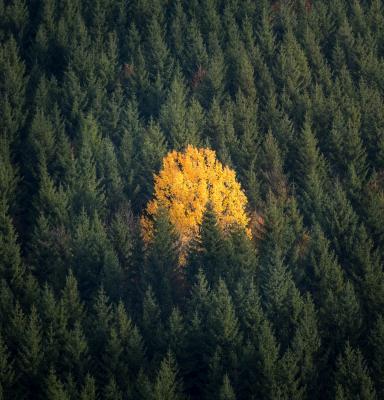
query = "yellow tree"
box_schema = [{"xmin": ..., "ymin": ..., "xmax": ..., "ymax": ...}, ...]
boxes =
[{"xmin": 141, "ymin": 146, "xmax": 251, "ymax": 250}]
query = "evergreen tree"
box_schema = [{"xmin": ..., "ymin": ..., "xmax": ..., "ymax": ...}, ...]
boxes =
[
  {"xmin": 219, "ymin": 374, "xmax": 236, "ymax": 400},
  {"xmin": 104, "ymin": 376, "xmax": 122, "ymax": 400},
  {"xmin": 368, "ymin": 315, "xmax": 384, "ymax": 397},
  {"xmin": 135, "ymin": 119, "xmax": 167, "ymax": 207},
  {"xmin": 305, "ymin": 225, "xmax": 362, "ymax": 365},
  {"xmin": 17, "ymin": 306, "xmax": 44, "ymax": 397},
  {"xmin": 72, "ymin": 116, "xmax": 106, "ymax": 216},
  {"xmin": 141, "ymin": 286, "xmax": 164, "ymax": 358},
  {"xmin": 259, "ymin": 132, "xmax": 287, "ymax": 201},
  {"xmin": 166, "ymin": 307, "xmax": 186, "ymax": 363},
  {"xmin": 116, "ymin": 300, "xmax": 145, "ymax": 373},
  {"xmin": 277, "ymin": 349, "xmax": 304, "ymax": 400},
  {"xmin": 254, "ymin": 320, "xmax": 280, "ymax": 400},
  {"xmin": 291, "ymin": 294, "xmax": 321, "ymax": 399},
  {"xmin": 0, "ymin": 136, "xmax": 18, "ymax": 212},
  {"xmin": 72, "ymin": 210, "xmax": 122, "ymax": 300},
  {"xmin": 294, "ymin": 116, "xmax": 328, "ymax": 225},
  {"xmin": 260, "ymin": 247, "xmax": 303, "ymax": 349},
  {"xmin": 80, "ymin": 374, "xmax": 97, "ymax": 400},
  {"xmin": 46, "ymin": 368, "xmax": 70, "ymax": 400},
  {"xmin": 196, "ymin": 31, "xmax": 226, "ymax": 106},
  {"xmin": 0, "ymin": 333, "xmax": 14, "ymax": 399},
  {"xmin": 206, "ymin": 279, "xmax": 241, "ymax": 394},
  {"xmin": 145, "ymin": 207, "xmax": 180, "ymax": 317},
  {"xmin": 63, "ymin": 321, "xmax": 89, "ymax": 382},
  {"xmin": 159, "ymin": 68, "xmax": 199, "ymax": 150},
  {"xmin": 154, "ymin": 351, "xmax": 184, "ymax": 400},
  {"xmin": 0, "ymin": 36, "xmax": 26, "ymax": 146},
  {"xmin": 187, "ymin": 203, "xmax": 228, "ymax": 287},
  {"xmin": 61, "ymin": 270, "xmax": 85, "ymax": 327},
  {"xmin": 0, "ymin": 201, "xmax": 24, "ymax": 293},
  {"xmin": 334, "ymin": 343, "xmax": 377, "ymax": 400},
  {"xmin": 183, "ymin": 270, "xmax": 211, "ymax": 397}
]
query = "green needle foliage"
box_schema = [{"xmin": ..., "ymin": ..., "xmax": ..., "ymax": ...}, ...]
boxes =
[{"xmin": 0, "ymin": 0, "xmax": 383, "ymax": 398}]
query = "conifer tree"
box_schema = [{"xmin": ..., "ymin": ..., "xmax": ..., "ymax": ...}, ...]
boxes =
[
  {"xmin": 187, "ymin": 203, "xmax": 228, "ymax": 287},
  {"xmin": 205, "ymin": 98, "xmax": 234, "ymax": 164},
  {"xmin": 294, "ymin": 117, "xmax": 328, "ymax": 225},
  {"xmin": 277, "ymin": 349, "xmax": 304, "ymax": 400},
  {"xmin": 92, "ymin": 286, "xmax": 113, "ymax": 358},
  {"xmin": 63, "ymin": 321, "xmax": 89, "ymax": 381},
  {"xmin": 291, "ymin": 294, "xmax": 321, "ymax": 399},
  {"xmin": 255, "ymin": 320, "xmax": 280, "ymax": 400},
  {"xmin": 0, "ymin": 333, "xmax": 14, "ymax": 399},
  {"xmin": 98, "ymin": 137, "xmax": 124, "ymax": 214},
  {"xmin": 306, "ymin": 225, "xmax": 362, "ymax": 355},
  {"xmin": 0, "ymin": 36, "xmax": 26, "ymax": 146},
  {"xmin": 141, "ymin": 286, "xmax": 164, "ymax": 358},
  {"xmin": 184, "ymin": 19, "xmax": 208, "ymax": 77},
  {"xmin": 159, "ymin": 69, "xmax": 199, "ymax": 150},
  {"xmin": 0, "ymin": 136, "xmax": 18, "ymax": 213},
  {"xmin": 219, "ymin": 374, "xmax": 236, "ymax": 400},
  {"xmin": 72, "ymin": 211, "xmax": 122, "ymax": 300},
  {"xmin": 46, "ymin": 368, "xmax": 70, "ymax": 400},
  {"xmin": 183, "ymin": 270, "xmax": 211, "ymax": 397},
  {"xmin": 61, "ymin": 270, "xmax": 85, "ymax": 327},
  {"xmin": 145, "ymin": 207, "xmax": 180, "ymax": 317},
  {"xmin": 72, "ymin": 125, "xmax": 106, "ymax": 216},
  {"xmin": 80, "ymin": 374, "xmax": 97, "ymax": 400},
  {"xmin": 334, "ymin": 343, "xmax": 377, "ymax": 400},
  {"xmin": 0, "ymin": 201, "xmax": 24, "ymax": 293},
  {"xmin": 134, "ymin": 369, "xmax": 152, "ymax": 400},
  {"xmin": 136, "ymin": 119, "xmax": 167, "ymax": 207},
  {"xmin": 154, "ymin": 351, "xmax": 184, "ymax": 400},
  {"xmin": 196, "ymin": 31, "xmax": 226, "ymax": 106},
  {"xmin": 260, "ymin": 247, "xmax": 303, "ymax": 349},
  {"xmin": 111, "ymin": 208, "xmax": 145, "ymax": 314},
  {"xmin": 104, "ymin": 377, "xmax": 122, "ymax": 400},
  {"xmin": 145, "ymin": 14, "xmax": 172, "ymax": 85},
  {"xmin": 259, "ymin": 132, "xmax": 287, "ymax": 200},
  {"xmin": 207, "ymin": 279, "xmax": 241, "ymax": 386},
  {"xmin": 231, "ymin": 90, "xmax": 259, "ymax": 178},
  {"xmin": 18, "ymin": 306, "xmax": 44, "ymax": 396},
  {"xmin": 169, "ymin": 0, "xmax": 187, "ymax": 61},
  {"xmin": 113, "ymin": 301, "xmax": 145, "ymax": 383},
  {"xmin": 368, "ymin": 315, "xmax": 384, "ymax": 397},
  {"xmin": 166, "ymin": 307, "xmax": 186, "ymax": 363}
]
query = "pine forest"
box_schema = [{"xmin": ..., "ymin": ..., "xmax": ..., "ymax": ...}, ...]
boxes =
[{"xmin": 1, "ymin": 0, "xmax": 384, "ymax": 398}]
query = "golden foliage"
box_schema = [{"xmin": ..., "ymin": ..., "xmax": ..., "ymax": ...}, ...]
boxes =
[{"xmin": 141, "ymin": 146, "xmax": 251, "ymax": 248}]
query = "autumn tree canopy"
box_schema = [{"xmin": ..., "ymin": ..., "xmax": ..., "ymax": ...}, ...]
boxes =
[{"xmin": 141, "ymin": 146, "xmax": 251, "ymax": 248}]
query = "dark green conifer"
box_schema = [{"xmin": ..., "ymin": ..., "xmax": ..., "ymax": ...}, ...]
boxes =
[
  {"xmin": 0, "ymin": 36, "xmax": 26, "ymax": 146},
  {"xmin": 219, "ymin": 374, "xmax": 236, "ymax": 400},
  {"xmin": 145, "ymin": 208, "xmax": 180, "ymax": 317},
  {"xmin": 46, "ymin": 368, "xmax": 70, "ymax": 400},
  {"xmin": 0, "ymin": 333, "xmax": 14, "ymax": 399},
  {"xmin": 80, "ymin": 374, "xmax": 97, "ymax": 400},
  {"xmin": 141, "ymin": 286, "xmax": 164, "ymax": 357},
  {"xmin": 18, "ymin": 306, "xmax": 44, "ymax": 396},
  {"xmin": 294, "ymin": 116, "xmax": 328, "ymax": 225},
  {"xmin": 334, "ymin": 343, "xmax": 377, "ymax": 400},
  {"xmin": 187, "ymin": 203, "xmax": 228, "ymax": 287},
  {"xmin": 368, "ymin": 315, "xmax": 384, "ymax": 397},
  {"xmin": 0, "ymin": 201, "xmax": 24, "ymax": 292},
  {"xmin": 154, "ymin": 351, "xmax": 184, "ymax": 400}
]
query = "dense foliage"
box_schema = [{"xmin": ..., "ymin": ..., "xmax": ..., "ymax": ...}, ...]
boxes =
[
  {"xmin": 1, "ymin": 0, "xmax": 384, "ymax": 398},
  {"xmin": 141, "ymin": 146, "xmax": 250, "ymax": 251}
]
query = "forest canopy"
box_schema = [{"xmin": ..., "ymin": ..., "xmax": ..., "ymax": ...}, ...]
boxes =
[{"xmin": 1, "ymin": 0, "xmax": 384, "ymax": 399}]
